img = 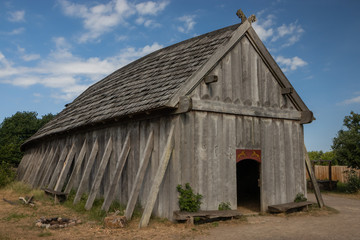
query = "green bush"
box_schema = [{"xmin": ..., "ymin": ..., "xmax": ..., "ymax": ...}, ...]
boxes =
[
  {"xmin": 218, "ymin": 202, "xmax": 231, "ymax": 210},
  {"xmin": 294, "ymin": 193, "xmax": 307, "ymax": 202},
  {"xmin": 176, "ymin": 183, "xmax": 202, "ymax": 212},
  {"xmin": 344, "ymin": 170, "xmax": 360, "ymax": 193},
  {"xmin": 0, "ymin": 161, "xmax": 15, "ymax": 188}
]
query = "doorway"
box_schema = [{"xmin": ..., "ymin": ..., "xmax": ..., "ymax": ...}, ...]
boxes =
[{"xmin": 236, "ymin": 159, "xmax": 260, "ymax": 212}]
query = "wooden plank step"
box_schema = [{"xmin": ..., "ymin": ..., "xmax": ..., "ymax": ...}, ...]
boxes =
[
  {"xmin": 42, "ymin": 188, "xmax": 68, "ymax": 203},
  {"xmin": 173, "ymin": 210, "xmax": 242, "ymax": 221},
  {"xmin": 268, "ymin": 201, "xmax": 313, "ymax": 213}
]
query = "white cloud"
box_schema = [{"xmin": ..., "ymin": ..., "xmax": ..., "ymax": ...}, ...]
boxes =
[
  {"xmin": 17, "ymin": 46, "xmax": 41, "ymax": 61},
  {"xmin": 340, "ymin": 94, "xmax": 360, "ymax": 105},
  {"xmin": 8, "ymin": 10, "xmax": 25, "ymax": 22},
  {"xmin": 253, "ymin": 13, "xmax": 304, "ymax": 48},
  {"xmin": 0, "ymin": 41, "xmax": 163, "ymax": 101},
  {"xmin": 1, "ymin": 28, "xmax": 25, "ymax": 35},
  {"xmin": 58, "ymin": 0, "xmax": 168, "ymax": 43},
  {"xmin": 135, "ymin": 1, "xmax": 169, "ymax": 15},
  {"xmin": 272, "ymin": 22, "xmax": 304, "ymax": 47},
  {"xmin": 275, "ymin": 56, "xmax": 307, "ymax": 72},
  {"xmin": 252, "ymin": 14, "xmax": 275, "ymax": 41},
  {"xmin": 177, "ymin": 15, "xmax": 196, "ymax": 33}
]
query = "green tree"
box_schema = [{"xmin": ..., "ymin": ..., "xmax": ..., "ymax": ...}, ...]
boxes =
[
  {"xmin": 332, "ymin": 111, "xmax": 360, "ymax": 169},
  {"xmin": 308, "ymin": 150, "xmax": 336, "ymax": 165},
  {"xmin": 0, "ymin": 111, "xmax": 54, "ymax": 167}
]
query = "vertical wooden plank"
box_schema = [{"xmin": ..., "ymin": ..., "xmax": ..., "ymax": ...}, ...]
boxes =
[
  {"xmin": 223, "ymin": 114, "xmax": 237, "ymax": 208},
  {"xmin": 23, "ymin": 145, "xmax": 42, "ymax": 183},
  {"xmin": 124, "ymin": 131, "xmax": 153, "ymax": 218},
  {"xmin": 278, "ymin": 120, "xmax": 286, "ymax": 203},
  {"xmin": 169, "ymin": 117, "xmax": 181, "ymax": 219},
  {"xmin": 34, "ymin": 146, "xmax": 56, "ymax": 188},
  {"xmin": 222, "ymin": 52, "xmax": 232, "ymax": 103},
  {"xmin": 48, "ymin": 146, "xmax": 69, "ymax": 189},
  {"xmin": 64, "ymin": 139, "xmax": 87, "ymax": 194},
  {"xmin": 73, "ymin": 139, "xmax": 99, "ymax": 204},
  {"xmin": 194, "ymin": 112, "xmax": 207, "ymax": 209},
  {"xmin": 260, "ymin": 118, "xmax": 275, "ymax": 210},
  {"xmin": 102, "ymin": 133, "xmax": 131, "ymax": 211},
  {"xmin": 241, "ymin": 37, "xmax": 251, "ymax": 106},
  {"xmin": 284, "ymin": 121, "xmax": 295, "ymax": 202},
  {"xmin": 38, "ymin": 145, "xmax": 60, "ymax": 187},
  {"xmin": 250, "ymin": 45, "xmax": 260, "ymax": 106},
  {"xmin": 17, "ymin": 151, "xmax": 31, "ymax": 180},
  {"xmin": 232, "ymin": 42, "xmax": 242, "ymax": 104},
  {"xmin": 139, "ymin": 124, "xmax": 174, "ymax": 228},
  {"xmin": 54, "ymin": 142, "xmax": 76, "ymax": 192},
  {"xmin": 158, "ymin": 117, "xmax": 170, "ymax": 217},
  {"xmin": 85, "ymin": 137, "xmax": 113, "ymax": 210},
  {"xmin": 29, "ymin": 144, "xmax": 51, "ymax": 186},
  {"xmin": 207, "ymin": 113, "xmax": 216, "ymax": 209}
]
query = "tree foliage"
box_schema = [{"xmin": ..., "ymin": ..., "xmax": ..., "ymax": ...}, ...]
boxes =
[
  {"xmin": 332, "ymin": 111, "xmax": 360, "ymax": 169},
  {"xmin": 308, "ymin": 150, "xmax": 336, "ymax": 165},
  {"xmin": 0, "ymin": 111, "xmax": 54, "ymax": 167}
]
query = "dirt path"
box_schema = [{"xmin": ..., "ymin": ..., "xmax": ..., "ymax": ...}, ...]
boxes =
[{"xmin": 195, "ymin": 193, "xmax": 360, "ymax": 240}]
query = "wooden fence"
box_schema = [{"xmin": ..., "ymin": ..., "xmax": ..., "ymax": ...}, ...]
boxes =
[{"xmin": 306, "ymin": 166, "xmax": 360, "ymax": 183}]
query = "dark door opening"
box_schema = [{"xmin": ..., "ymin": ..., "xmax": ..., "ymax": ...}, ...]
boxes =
[{"xmin": 236, "ymin": 159, "xmax": 260, "ymax": 212}]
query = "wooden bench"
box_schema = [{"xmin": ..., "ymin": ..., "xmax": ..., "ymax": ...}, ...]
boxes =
[
  {"xmin": 42, "ymin": 188, "xmax": 68, "ymax": 203},
  {"xmin": 173, "ymin": 210, "xmax": 242, "ymax": 224},
  {"xmin": 268, "ymin": 201, "xmax": 313, "ymax": 213}
]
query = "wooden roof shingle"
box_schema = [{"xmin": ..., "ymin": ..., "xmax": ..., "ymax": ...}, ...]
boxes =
[{"xmin": 24, "ymin": 23, "xmax": 243, "ymax": 146}]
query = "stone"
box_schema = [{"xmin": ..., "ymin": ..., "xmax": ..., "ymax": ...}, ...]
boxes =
[{"xmin": 104, "ymin": 215, "xmax": 127, "ymax": 228}]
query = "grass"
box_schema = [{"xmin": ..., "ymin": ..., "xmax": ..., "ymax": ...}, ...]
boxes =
[
  {"xmin": 2, "ymin": 213, "xmax": 29, "ymax": 222},
  {"xmin": 37, "ymin": 231, "xmax": 52, "ymax": 237},
  {"xmin": 5, "ymin": 181, "xmax": 48, "ymax": 202}
]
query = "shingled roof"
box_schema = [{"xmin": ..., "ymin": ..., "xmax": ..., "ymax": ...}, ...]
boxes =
[{"xmin": 23, "ymin": 22, "xmax": 246, "ymax": 146}]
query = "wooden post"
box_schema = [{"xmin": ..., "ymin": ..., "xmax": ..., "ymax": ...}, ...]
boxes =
[
  {"xmin": 54, "ymin": 142, "xmax": 76, "ymax": 192},
  {"xmin": 304, "ymin": 145, "xmax": 324, "ymax": 208},
  {"xmin": 124, "ymin": 131, "xmax": 154, "ymax": 219},
  {"xmin": 64, "ymin": 139, "xmax": 87, "ymax": 194},
  {"xmin": 48, "ymin": 146, "xmax": 69, "ymax": 189},
  {"xmin": 73, "ymin": 139, "xmax": 99, "ymax": 204},
  {"xmin": 85, "ymin": 137, "xmax": 113, "ymax": 210},
  {"xmin": 329, "ymin": 161, "xmax": 332, "ymax": 191},
  {"xmin": 101, "ymin": 133, "xmax": 131, "ymax": 211},
  {"xmin": 139, "ymin": 125, "xmax": 174, "ymax": 228}
]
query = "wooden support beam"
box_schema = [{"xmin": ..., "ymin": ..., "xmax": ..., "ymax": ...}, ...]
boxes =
[
  {"xmin": 300, "ymin": 111, "xmax": 314, "ymax": 124},
  {"xmin": 34, "ymin": 146, "xmax": 56, "ymax": 188},
  {"xmin": 204, "ymin": 75, "xmax": 218, "ymax": 84},
  {"xmin": 85, "ymin": 137, "xmax": 113, "ymax": 210},
  {"xmin": 38, "ymin": 146, "xmax": 59, "ymax": 187},
  {"xmin": 54, "ymin": 142, "xmax": 76, "ymax": 192},
  {"xmin": 304, "ymin": 145, "xmax": 324, "ymax": 208},
  {"xmin": 281, "ymin": 87, "xmax": 293, "ymax": 95},
  {"xmin": 139, "ymin": 125, "xmax": 175, "ymax": 228},
  {"xmin": 102, "ymin": 133, "xmax": 131, "ymax": 211},
  {"xmin": 191, "ymin": 99, "xmax": 301, "ymax": 121},
  {"xmin": 64, "ymin": 139, "xmax": 88, "ymax": 194},
  {"xmin": 48, "ymin": 146, "xmax": 69, "ymax": 189},
  {"xmin": 124, "ymin": 130, "xmax": 154, "ymax": 219},
  {"xmin": 74, "ymin": 139, "xmax": 99, "ymax": 204},
  {"xmin": 29, "ymin": 145, "xmax": 51, "ymax": 187}
]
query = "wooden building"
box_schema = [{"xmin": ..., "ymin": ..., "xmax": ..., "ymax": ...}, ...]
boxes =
[{"xmin": 18, "ymin": 16, "xmax": 313, "ymax": 222}]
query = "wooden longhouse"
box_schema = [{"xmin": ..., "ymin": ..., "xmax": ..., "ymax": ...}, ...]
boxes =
[{"xmin": 17, "ymin": 14, "xmax": 313, "ymax": 224}]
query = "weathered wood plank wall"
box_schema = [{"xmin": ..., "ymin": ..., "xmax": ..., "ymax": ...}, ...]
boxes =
[{"xmin": 18, "ymin": 33, "xmax": 307, "ymax": 219}]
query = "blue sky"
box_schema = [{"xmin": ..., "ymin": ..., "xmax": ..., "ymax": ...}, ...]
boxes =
[{"xmin": 0, "ymin": 0, "xmax": 359, "ymax": 152}]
